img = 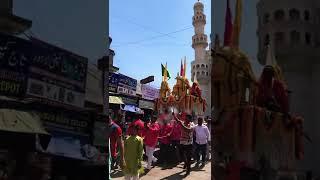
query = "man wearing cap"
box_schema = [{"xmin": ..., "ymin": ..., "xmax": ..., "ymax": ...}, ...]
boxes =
[
  {"xmin": 173, "ymin": 113, "xmax": 195, "ymax": 176},
  {"xmin": 143, "ymin": 114, "xmax": 160, "ymax": 170}
]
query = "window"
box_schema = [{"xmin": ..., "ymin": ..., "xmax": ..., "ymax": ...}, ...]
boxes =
[
  {"xmin": 202, "ymin": 71, "xmax": 205, "ymax": 75},
  {"xmin": 206, "ymin": 65, "xmax": 208, "ymax": 68},
  {"xmin": 305, "ymin": 32, "xmax": 311, "ymax": 45},
  {"xmin": 196, "ymin": 64, "xmax": 200, "ymax": 68},
  {"xmin": 304, "ymin": 10, "xmax": 310, "ymax": 21},
  {"xmin": 290, "ymin": 31, "xmax": 300, "ymax": 43},
  {"xmin": 264, "ymin": 34, "xmax": 270, "ymax": 45},
  {"xmin": 201, "ymin": 64, "xmax": 205, "ymax": 68},
  {"xmin": 289, "ymin": 9, "xmax": 300, "ymax": 21},
  {"xmin": 274, "ymin": 32, "xmax": 284, "ymax": 45},
  {"xmin": 263, "ymin": 13, "xmax": 270, "ymax": 24},
  {"xmin": 197, "ymin": 71, "xmax": 200, "ymax": 75},
  {"xmin": 206, "ymin": 72, "xmax": 209, "ymax": 76},
  {"xmin": 274, "ymin": 10, "xmax": 285, "ymax": 21}
]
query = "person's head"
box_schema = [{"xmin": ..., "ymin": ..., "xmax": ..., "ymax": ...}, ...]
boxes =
[
  {"xmin": 198, "ymin": 117, "xmax": 203, "ymax": 125},
  {"xmin": 151, "ymin": 114, "xmax": 157, "ymax": 123},
  {"xmin": 132, "ymin": 125, "xmax": 140, "ymax": 136},
  {"xmin": 186, "ymin": 114, "xmax": 192, "ymax": 123},
  {"xmin": 106, "ymin": 115, "xmax": 112, "ymax": 124}
]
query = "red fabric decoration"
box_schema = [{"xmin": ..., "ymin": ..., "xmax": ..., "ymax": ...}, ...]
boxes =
[
  {"xmin": 225, "ymin": 160, "xmax": 246, "ymax": 180},
  {"xmin": 256, "ymin": 68, "xmax": 289, "ymax": 113}
]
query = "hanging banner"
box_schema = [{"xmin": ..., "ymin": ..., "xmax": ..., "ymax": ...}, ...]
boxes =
[
  {"xmin": 141, "ymin": 84, "xmax": 159, "ymax": 100},
  {"xmin": 27, "ymin": 38, "xmax": 88, "ymax": 108},
  {"xmin": 0, "ymin": 33, "xmax": 30, "ymax": 97}
]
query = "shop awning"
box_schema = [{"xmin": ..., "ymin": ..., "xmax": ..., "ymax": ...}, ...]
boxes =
[
  {"xmin": 0, "ymin": 109, "xmax": 51, "ymax": 150},
  {"xmin": 109, "ymin": 96, "xmax": 124, "ymax": 104},
  {"xmin": 0, "ymin": 109, "xmax": 49, "ymax": 135}
]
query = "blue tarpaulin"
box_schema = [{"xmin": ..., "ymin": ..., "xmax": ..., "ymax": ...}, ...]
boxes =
[{"xmin": 121, "ymin": 105, "xmax": 143, "ymax": 113}]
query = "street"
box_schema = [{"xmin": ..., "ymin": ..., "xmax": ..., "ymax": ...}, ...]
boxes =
[{"xmin": 111, "ymin": 161, "xmax": 211, "ymax": 180}]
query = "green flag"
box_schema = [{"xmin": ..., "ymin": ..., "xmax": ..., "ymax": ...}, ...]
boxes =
[{"xmin": 161, "ymin": 63, "xmax": 171, "ymax": 79}]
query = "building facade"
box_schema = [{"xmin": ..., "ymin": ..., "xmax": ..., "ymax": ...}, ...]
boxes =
[
  {"xmin": 257, "ymin": 0, "xmax": 320, "ymax": 175},
  {"xmin": 191, "ymin": 1, "xmax": 212, "ymax": 116}
]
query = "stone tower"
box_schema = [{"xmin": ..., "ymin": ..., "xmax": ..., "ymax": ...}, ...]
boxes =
[
  {"xmin": 257, "ymin": 0, "xmax": 320, "ymax": 175},
  {"xmin": 191, "ymin": 0, "xmax": 211, "ymax": 116}
]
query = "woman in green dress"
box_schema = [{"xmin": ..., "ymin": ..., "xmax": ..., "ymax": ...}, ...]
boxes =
[{"xmin": 123, "ymin": 125, "xmax": 144, "ymax": 180}]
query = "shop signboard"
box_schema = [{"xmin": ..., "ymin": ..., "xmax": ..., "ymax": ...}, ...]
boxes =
[
  {"xmin": 108, "ymin": 72, "xmax": 119, "ymax": 93},
  {"xmin": 139, "ymin": 100, "xmax": 154, "ymax": 110},
  {"xmin": 121, "ymin": 95, "xmax": 138, "ymax": 106},
  {"xmin": 117, "ymin": 73, "xmax": 137, "ymax": 96},
  {"xmin": 36, "ymin": 110, "xmax": 92, "ymax": 160},
  {"xmin": 0, "ymin": 33, "xmax": 30, "ymax": 97},
  {"xmin": 27, "ymin": 38, "xmax": 88, "ymax": 108},
  {"xmin": 141, "ymin": 84, "xmax": 159, "ymax": 100},
  {"xmin": 36, "ymin": 110, "xmax": 91, "ymax": 136}
]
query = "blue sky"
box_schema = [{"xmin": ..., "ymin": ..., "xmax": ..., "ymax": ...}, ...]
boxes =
[
  {"xmin": 110, "ymin": 0, "xmax": 211, "ymax": 88},
  {"xmin": 110, "ymin": 0, "xmax": 262, "ymax": 88},
  {"xmin": 14, "ymin": 0, "xmax": 262, "ymax": 89}
]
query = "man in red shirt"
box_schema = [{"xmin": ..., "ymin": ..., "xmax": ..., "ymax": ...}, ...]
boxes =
[
  {"xmin": 127, "ymin": 112, "xmax": 145, "ymax": 138},
  {"xmin": 106, "ymin": 115, "xmax": 125, "ymax": 171},
  {"xmin": 158, "ymin": 120, "xmax": 173, "ymax": 166},
  {"xmin": 144, "ymin": 114, "xmax": 160, "ymax": 170}
]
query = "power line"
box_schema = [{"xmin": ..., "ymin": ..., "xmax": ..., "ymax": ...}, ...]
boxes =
[
  {"xmin": 112, "ymin": 26, "xmax": 193, "ymax": 47},
  {"xmin": 112, "ymin": 15, "xmax": 179, "ymax": 39}
]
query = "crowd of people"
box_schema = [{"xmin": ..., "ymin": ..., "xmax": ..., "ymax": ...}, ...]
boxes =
[{"xmin": 106, "ymin": 110, "xmax": 211, "ymax": 180}]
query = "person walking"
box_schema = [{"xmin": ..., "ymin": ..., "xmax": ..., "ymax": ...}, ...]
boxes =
[
  {"xmin": 123, "ymin": 125, "xmax": 144, "ymax": 180},
  {"xmin": 143, "ymin": 114, "xmax": 160, "ymax": 170},
  {"xmin": 158, "ymin": 120, "xmax": 173, "ymax": 167},
  {"xmin": 194, "ymin": 117, "xmax": 211, "ymax": 166},
  {"xmin": 173, "ymin": 113, "xmax": 195, "ymax": 176},
  {"xmin": 170, "ymin": 119, "xmax": 182, "ymax": 164},
  {"xmin": 106, "ymin": 115, "xmax": 125, "ymax": 180}
]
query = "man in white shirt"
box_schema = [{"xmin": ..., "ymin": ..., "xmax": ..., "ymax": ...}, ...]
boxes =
[{"xmin": 194, "ymin": 117, "xmax": 211, "ymax": 166}]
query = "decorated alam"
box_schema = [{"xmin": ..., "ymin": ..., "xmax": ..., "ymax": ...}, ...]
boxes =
[
  {"xmin": 209, "ymin": 0, "xmax": 305, "ymax": 177},
  {"xmin": 155, "ymin": 60, "xmax": 206, "ymax": 118}
]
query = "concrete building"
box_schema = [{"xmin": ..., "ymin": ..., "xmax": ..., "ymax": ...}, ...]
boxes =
[
  {"xmin": 191, "ymin": 1, "xmax": 212, "ymax": 116},
  {"xmin": 257, "ymin": 0, "xmax": 320, "ymax": 175}
]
